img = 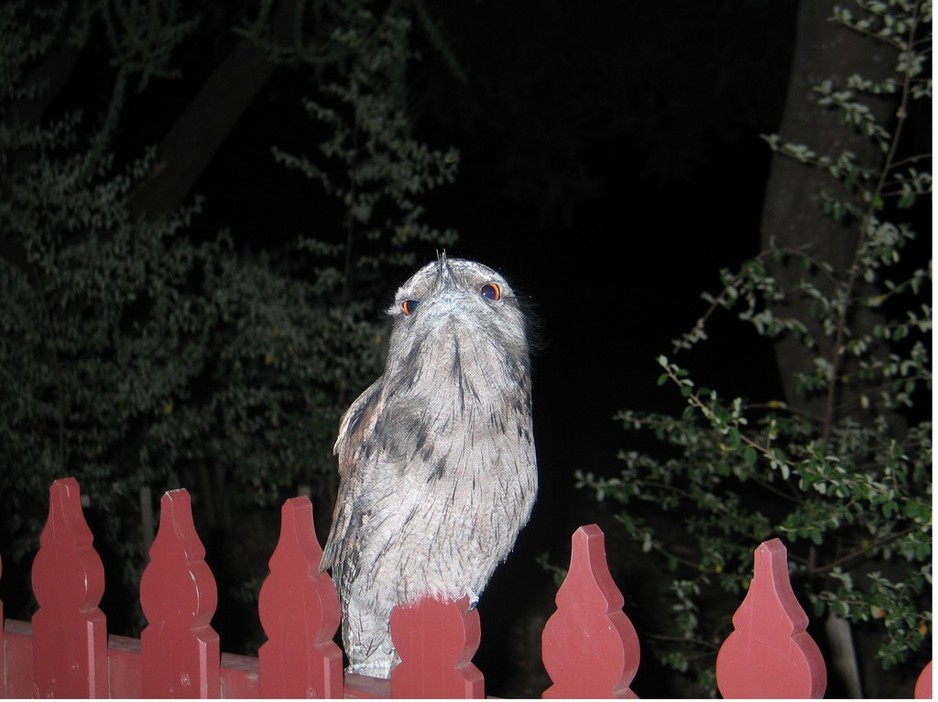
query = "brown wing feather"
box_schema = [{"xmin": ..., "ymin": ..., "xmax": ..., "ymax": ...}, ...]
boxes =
[{"xmin": 320, "ymin": 378, "xmax": 384, "ymax": 575}]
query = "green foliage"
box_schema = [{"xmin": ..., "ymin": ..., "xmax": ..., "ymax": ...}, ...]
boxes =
[
  {"xmin": 0, "ymin": 0, "xmax": 209, "ymax": 572},
  {"xmin": 226, "ymin": 0, "xmax": 461, "ymax": 615},
  {"xmin": 0, "ymin": 0, "xmax": 320, "ymax": 590},
  {"xmin": 241, "ymin": 1, "xmax": 462, "ymax": 455},
  {"xmin": 263, "ymin": 4, "xmax": 459, "ymax": 274},
  {"xmin": 0, "ymin": 0, "xmax": 459, "ymax": 630},
  {"xmin": 237, "ymin": 1, "xmax": 460, "ymax": 385},
  {"xmin": 578, "ymin": 0, "xmax": 931, "ymax": 693}
]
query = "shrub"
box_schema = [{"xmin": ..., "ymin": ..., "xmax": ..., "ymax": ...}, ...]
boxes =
[
  {"xmin": 577, "ymin": 1, "xmax": 931, "ymax": 694},
  {"xmin": 0, "ymin": 0, "xmax": 458, "ymax": 635}
]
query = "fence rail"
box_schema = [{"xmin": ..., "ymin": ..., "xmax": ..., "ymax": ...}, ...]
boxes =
[{"xmin": 1, "ymin": 477, "xmax": 932, "ymax": 698}]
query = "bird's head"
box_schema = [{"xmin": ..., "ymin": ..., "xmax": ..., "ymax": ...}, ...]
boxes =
[{"xmin": 382, "ymin": 256, "xmax": 530, "ymax": 400}]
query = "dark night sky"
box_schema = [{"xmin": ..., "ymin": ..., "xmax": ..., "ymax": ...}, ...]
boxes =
[{"xmin": 184, "ymin": 1, "xmax": 798, "ymax": 545}]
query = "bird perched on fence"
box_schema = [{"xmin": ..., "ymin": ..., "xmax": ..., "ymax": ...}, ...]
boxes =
[{"xmin": 321, "ymin": 255, "xmax": 538, "ymax": 678}]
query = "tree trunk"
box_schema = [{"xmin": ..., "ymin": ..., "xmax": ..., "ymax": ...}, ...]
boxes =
[
  {"xmin": 128, "ymin": 0, "xmax": 296, "ymax": 217},
  {"xmin": 759, "ymin": 2, "xmax": 894, "ymax": 427},
  {"xmin": 758, "ymin": 3, "xmax": 898, "ymax": 697}
]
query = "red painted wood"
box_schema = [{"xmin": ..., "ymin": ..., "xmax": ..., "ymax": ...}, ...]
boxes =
[
  {"xmin": 31, "ymin": 477, "xmax": 109, "ymax": 697},
  {"xmin": 220, "ymin": 652, "xmax": 261, "ymax": 697},
  {"xmin": 4, "ymin": 619, "xmax": 34, "ymax": 698},
  {"xmin": 107, "ymin": 634, "xmax": 143, "ymax": 698},
  {"xmin": 914, "ymin": 660, "xmax": 932, "ymax": 698},
  {"xmin": 716, "ymin": 538, "xmax": 826, "ymax": 698},
  {"xmin": 140, "ymin": 488, "xmax": 220, "ymax": 697},
  {"xmin": 390, "ymin": 596, "xmax": 484, "ymax": 698},
  {"xmin": 343, "ymin": 672, "xmax": 392, "ymax": 698},
  {"xmin": 258, "ymin": 496, "xmax": 343, "ymax": 698},
  {"xmin": 541, "ymin": 524, "xmax": 639, "ymax": 698}
]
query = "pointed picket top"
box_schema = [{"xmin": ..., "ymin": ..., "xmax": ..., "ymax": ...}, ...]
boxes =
[
  {"xmin": 30, "ymin": 477, "xmax": 108, "ymax": 697},
  {"xmin": 390, "ymin": 595, "xmax": 485, "ymax": 698},
  {"xmin": 542, "ymin": 524, "xmax": 639, "ymax": 698},
  {"xmin": 914, "ymin": 660, "xmax": 932, "ymax": 698},
  {"xmin": 140, "ymin": 488, "xmax": 220, "ymax": 698},
  {"xmin": 716, "ymin": 538, "xmax": 826, "ymax": 698},
  {"xmin": 258, "ymin": 495, "xmax": 343, "ymax": 698}
]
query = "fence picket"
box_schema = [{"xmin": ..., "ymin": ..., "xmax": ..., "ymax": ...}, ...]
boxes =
[
  {"xmin": 2, "ymin": 479, "xmax": 932, "ymax": 698},
  {"xmin": 541, "ymin": 524, "xmax": 639, "ymax": 698},
  {"xmin": 258, "ymin": 495, "xmax": 343, "ymax": 698},
  {"xmin": 390, "ymin": 596, "xmax": 484, "ymax": 698},
  {"xmin": 716, "ymin": 538, "xmax": 826, "ymax": 698},
  {"xmin": 915, "ymin": 660, "xmax": 932, "ymax": 698},
  {"xmin": 140, "ymin": 488, "xmax": 220, "ymax": 697},
  {"xmin": 30, "ymin": 477, "xmax": 108, "ymax": 698}
]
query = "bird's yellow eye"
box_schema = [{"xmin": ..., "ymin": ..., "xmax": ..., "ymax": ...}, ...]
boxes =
[
  {"xmin": 481, "ymin": 283, "xmax": 501, "ymax": 301},
  {"xmin": 402, "ymin": 299, "xmax": 420, "ymax": 316}
]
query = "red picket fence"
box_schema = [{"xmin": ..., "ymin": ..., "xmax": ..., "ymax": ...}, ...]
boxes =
[{"xmin": 1, "ymin": 477, "xmax": 932, "ymax": 698}]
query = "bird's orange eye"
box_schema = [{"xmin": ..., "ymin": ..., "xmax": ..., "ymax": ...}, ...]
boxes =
[
  {"xmin": 481, "ymin": 283, "xmax": 501, "ymax": 301},
  {"xmin": 402, "ymin": 300, "xmax": 419, "ymax": 316}
]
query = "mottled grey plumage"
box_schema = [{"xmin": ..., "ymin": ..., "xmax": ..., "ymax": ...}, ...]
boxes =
[{"xmin": 320, "ymin": 256, "xmax": 538, "ymax": 678}]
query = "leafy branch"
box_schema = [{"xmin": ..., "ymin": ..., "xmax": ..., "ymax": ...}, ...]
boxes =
[{"xmin": 581, "ymin": 0, "xmax": 932, "ymax": 690}]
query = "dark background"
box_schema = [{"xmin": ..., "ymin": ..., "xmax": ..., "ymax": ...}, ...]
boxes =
[
  {"xmin": 181, "ymin": 0, "xmax": 797, "ymax": 530},
  {"xmin": 173, "ymin": 3, "xmax": 801, "ymax": 694},
  {"xmin": 16, "ymin": 0, "xmax": 914, "ymax": 696}
]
